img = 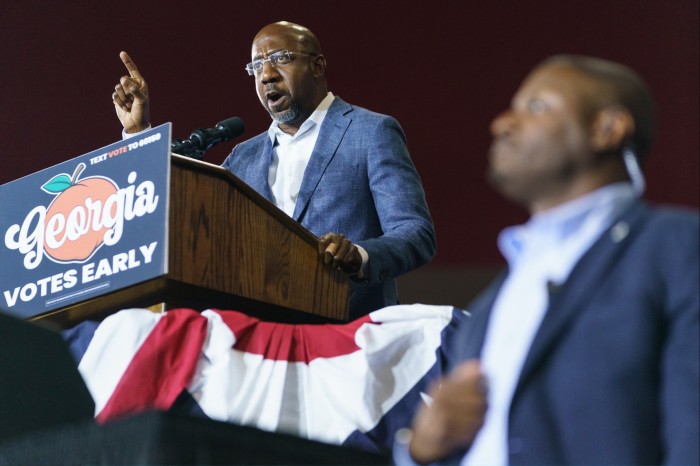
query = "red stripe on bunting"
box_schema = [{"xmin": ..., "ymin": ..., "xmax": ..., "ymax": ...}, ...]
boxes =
[
  {"xmin": 96, "ymin": 308, "xmax": 208, "ymax": 424},
  {"xmin": 212, "ymin": 309, "xmax": 375, "ymax": 363}
]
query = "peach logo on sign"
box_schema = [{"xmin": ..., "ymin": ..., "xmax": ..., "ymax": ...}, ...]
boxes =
[
  {"xmin": 42, "ymin": 163, "xmax": 118, "ymax": 262},
  {"xmin": 4, "ymin": 162, "xmax": 159, "ymax": 270}
]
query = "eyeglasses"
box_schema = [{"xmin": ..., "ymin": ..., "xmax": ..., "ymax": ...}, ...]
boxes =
[{"xmin": 245, "ymin": 50, "xmax": 317, "ymax": 76}]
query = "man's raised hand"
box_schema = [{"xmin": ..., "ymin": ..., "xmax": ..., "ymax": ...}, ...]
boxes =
[{"xmin": 112, "ymin": 51, "xmax": 150, "ymax": 134}]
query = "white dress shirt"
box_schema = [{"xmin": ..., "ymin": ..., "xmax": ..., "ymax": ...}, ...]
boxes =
[
  {"xmin": 265, "ymin": 92, "xmax": 368, "ymax": 272},
  {"xmin": 267, "ymin": 92, "xmax": 335, "ymax": 217}
]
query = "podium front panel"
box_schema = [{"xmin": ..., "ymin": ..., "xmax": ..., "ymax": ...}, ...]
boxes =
[{"xmin": 0, "ymin": 124, "xmax": 171, "ymax": 319}]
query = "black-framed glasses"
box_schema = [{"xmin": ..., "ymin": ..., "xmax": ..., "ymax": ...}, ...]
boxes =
[{"xmin": 245, "ymin": 50, "xmax": 317, "ymax": 76}]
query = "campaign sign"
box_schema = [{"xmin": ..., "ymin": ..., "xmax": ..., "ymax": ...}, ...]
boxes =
[{"xmin": 0, "ymin": 124, "xmax": 172, "ymax": 319}]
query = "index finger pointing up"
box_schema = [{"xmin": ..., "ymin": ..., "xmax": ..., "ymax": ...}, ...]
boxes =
[{"xmin": 119, "ymin": 51, "xmax": 142, "ymax": 79}]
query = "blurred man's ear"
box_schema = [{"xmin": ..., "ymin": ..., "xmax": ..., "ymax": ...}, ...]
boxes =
[{"xmin": 590, "ymin": 107, "xmax": 635, "ymax": 152}]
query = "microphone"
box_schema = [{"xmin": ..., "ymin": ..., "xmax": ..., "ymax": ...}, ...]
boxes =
[{"xmin": 171, "ymin": 116, "xmax": 245, "ymax": 160}]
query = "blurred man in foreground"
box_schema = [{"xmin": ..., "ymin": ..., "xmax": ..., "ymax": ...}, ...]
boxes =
[{"xmin": 397, "ymin": 55, "xmax": 699, "ymax": 465}]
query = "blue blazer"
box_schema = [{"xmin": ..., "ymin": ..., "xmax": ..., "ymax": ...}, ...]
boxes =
[
  {"xmin": 222, "ymin": 97, "xmax": 436, "ymax": 318},
  {"xmin": 452, "ymin": 201, "xmax": 699, "ymax": 465}
]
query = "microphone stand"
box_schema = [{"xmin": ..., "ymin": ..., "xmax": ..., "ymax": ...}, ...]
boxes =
[{"xmin": 171, "ymin": 137, "xmax": 205, "ymax": 160}]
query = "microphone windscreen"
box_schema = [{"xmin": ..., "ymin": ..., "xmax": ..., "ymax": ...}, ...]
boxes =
[{"xmin": 216, "ymin": 117, "xmax": 246, "ymax": 141}]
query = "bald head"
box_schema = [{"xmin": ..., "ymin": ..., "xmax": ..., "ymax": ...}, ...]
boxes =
[
  {"xmin": 254, "ymin": 21, "xmax": 323, "ymax": 56},
  {"xmin": 539, "ymin": 55, "xmax": 656, "ymax": 159}
]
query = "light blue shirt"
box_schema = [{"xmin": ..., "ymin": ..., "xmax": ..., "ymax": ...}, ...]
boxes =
[
  {"xmin": 394, "ymin": 182, "xmax": 637, "ymax": 466},
  {"xmin": 464, "ymin": 182, "xmax": 637, "ymax": 466}
]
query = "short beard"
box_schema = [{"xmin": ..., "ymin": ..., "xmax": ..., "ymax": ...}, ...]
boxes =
[{"xmin": 271, "ymin": 103, "xmax": 301, "ymax": 124}]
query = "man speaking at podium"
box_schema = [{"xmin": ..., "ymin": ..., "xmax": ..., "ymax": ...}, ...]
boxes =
[{"xmin": 112, "ymin": 21, "xmax": 436, "ymax": 319}]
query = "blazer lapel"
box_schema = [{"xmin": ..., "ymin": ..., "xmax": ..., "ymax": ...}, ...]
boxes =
[
  {"xmin": 292, "ymin": 98, "xmax": 352, "ymax": 222},
  {"xmin": 251, "ymin": 138, "xmax": 275, "ymax": 203},
  {"xmin": 515, "ymin": 201, "xmax": 649, "ymax": 389}
]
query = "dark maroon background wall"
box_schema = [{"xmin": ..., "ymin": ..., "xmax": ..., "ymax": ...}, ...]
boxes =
[{"xmin": 1, "ymin": 0, "xmax": 697, "ymax": 274}]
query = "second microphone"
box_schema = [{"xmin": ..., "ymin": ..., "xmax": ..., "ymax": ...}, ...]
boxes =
[{"xmin": 172, "ymin": 117, "xmax": 245, "ymax": 160}]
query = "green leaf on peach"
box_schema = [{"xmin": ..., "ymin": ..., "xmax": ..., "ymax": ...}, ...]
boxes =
[{"xmin": 41, "ymin": 174, "xmax": 73, "ymax": 194}]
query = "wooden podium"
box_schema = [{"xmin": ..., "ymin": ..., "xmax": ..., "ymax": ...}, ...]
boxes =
[{"xmin": 32, "ymin": 154, "xmax": 349, "ymax": 328}]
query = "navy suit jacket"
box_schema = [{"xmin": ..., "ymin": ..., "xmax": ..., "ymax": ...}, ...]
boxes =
[
  {"xmin": 452, "ymin": 201, "xmax": 699, "ymax": 465},
  {"xmin": 222, "ymin": 97, "xmax": 436, "ymax": 318}
]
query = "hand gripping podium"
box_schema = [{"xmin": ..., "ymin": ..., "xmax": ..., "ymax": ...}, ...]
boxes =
[{"xmin": 0, "ymin": 124, "xmax": 349, "ymax": 327}]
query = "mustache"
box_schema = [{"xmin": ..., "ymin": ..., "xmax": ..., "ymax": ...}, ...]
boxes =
[{"xmin": 263, "ymin": 85, "xmax": 287, "ymax": 96}]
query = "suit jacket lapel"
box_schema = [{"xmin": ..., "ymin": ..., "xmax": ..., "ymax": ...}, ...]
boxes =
[
  {"xmin": 292, "ymin": 98, "xmax": 352, "ymax": 222},
  {"xmin": 515, "ymin": 201, "xmax": 649, "ymax": 390},
  {"xmin": 251, "ymin": 138, "xmax": 275, "ymax": 203}
]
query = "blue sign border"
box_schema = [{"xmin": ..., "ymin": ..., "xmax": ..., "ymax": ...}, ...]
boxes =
[{"xmin": 0, "ymin": 124, "xmax": 172, "ymax": 319}]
